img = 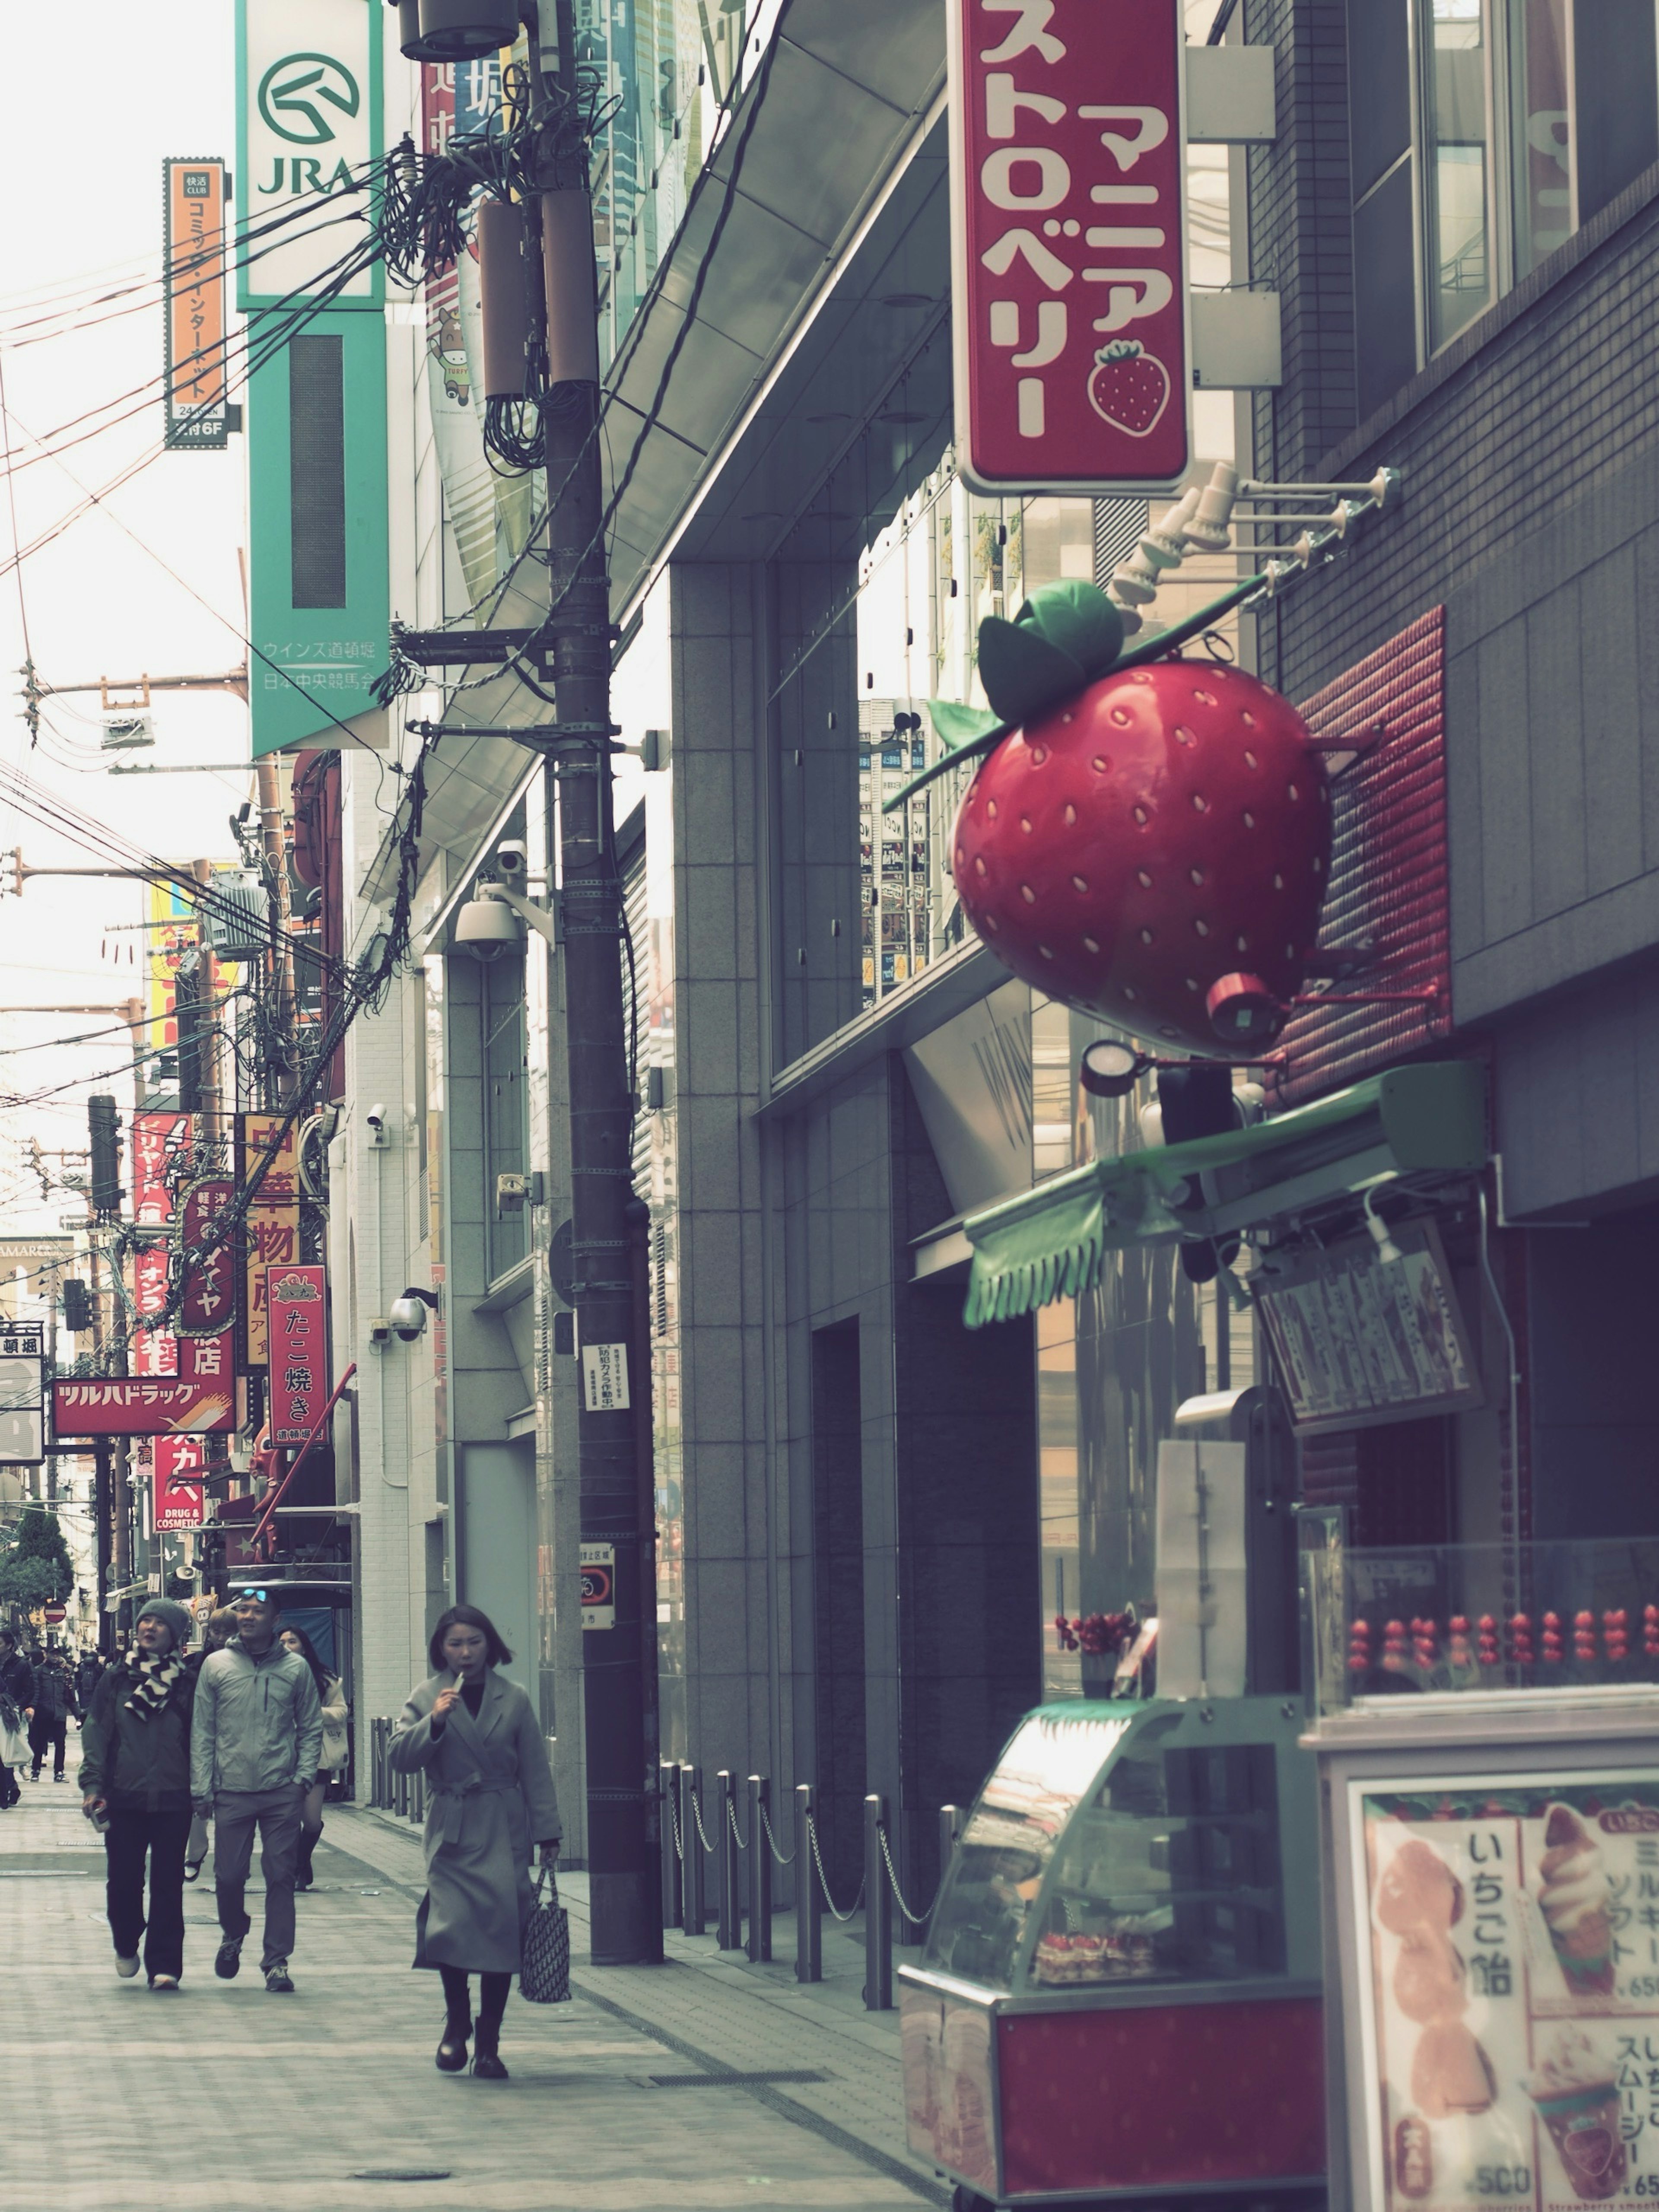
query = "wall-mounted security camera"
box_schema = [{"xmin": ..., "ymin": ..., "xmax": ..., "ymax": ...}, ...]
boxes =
[
  {"xmin": 496, "ymin": 840, "xmax": 528, "ymax": 879},
  {"xmin": 389, "ymin": 1284, "xmax": 441, "ymax": 1342},
  {"xmin": 456, "ymin": 879, "xmax": 559, "ymax": 958},
  {"xmin": 454, "ymin": 889, "xmax": 525, "ymax": 964},
  {"xmin": 365, "ymin": 1104, "xmax": 389, "ymax": 1148}
]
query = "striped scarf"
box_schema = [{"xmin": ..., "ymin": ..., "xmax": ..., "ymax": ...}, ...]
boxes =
[{"xmin": 121, "ymin": 1646, "xmax": 185, "ymax": 1721}]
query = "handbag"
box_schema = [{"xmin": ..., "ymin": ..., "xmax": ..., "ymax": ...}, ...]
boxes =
[{"xmin": 521, "ymin": 1861, "xmax": 572, "ymax": 2003}]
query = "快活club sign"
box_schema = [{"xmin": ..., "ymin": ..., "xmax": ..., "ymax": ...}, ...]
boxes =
[{"xmin": 948, "ymin": 0, "xmax": 1189, "ymax": 494}]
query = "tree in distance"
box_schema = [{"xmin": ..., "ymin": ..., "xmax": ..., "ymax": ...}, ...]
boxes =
[{"xmin": 0, "ymin": 1506, "xmax": 73, "ymax": 1609}]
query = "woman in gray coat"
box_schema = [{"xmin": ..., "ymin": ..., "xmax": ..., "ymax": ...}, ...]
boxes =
[{"xmin": 388, "ymin": 1604, "xmax": 561, "ymax": 2079}]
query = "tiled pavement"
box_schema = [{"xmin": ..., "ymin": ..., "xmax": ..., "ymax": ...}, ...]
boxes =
[{"xmin": 0, "ymin": 1770, "xmax": 944, "ymax": 2212}]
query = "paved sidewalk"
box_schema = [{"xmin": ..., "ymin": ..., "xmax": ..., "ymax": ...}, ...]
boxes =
[
  {"xmin": 349, "ymin": 1804, "xmax": 948, "ymax": 2207},
  {"xmin": 0, "ymin": 1774, "xmax": 935, "ymax": 2212}
]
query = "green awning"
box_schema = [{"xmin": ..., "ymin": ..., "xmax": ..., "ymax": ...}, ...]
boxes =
[{"xmin": 962, "ymin": 1060, "xmax": 1487, "ymax": 1327}]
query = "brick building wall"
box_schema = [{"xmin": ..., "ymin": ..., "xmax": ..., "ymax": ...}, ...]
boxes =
[
  {"xmin": 1243, "ymin": 0, "xmax": 1357, "ymax": 486},
  {"xmin": 1240, "ymin": 7, "xmax": 1659, "ymax": 1214}
]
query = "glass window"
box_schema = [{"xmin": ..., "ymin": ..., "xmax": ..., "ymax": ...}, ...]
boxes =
[
  {"xmin": 1027, "ymin": 1731, "xmax": 1287, "ymax": 1988},
  {"xmin": 1510, "ymin": 0, "xmax": 1573, "ymax": 274},
  {"xmin": 1422, "ymin": 0, "xmax": 1495, "ymax": 347},
  {"xmin": 1349, "ymin": 0, "xmax": 1659, "ymax": 406},
  {"xmin": 923, "ymin": 1710, "xmax": 1131, "ymax": 1990}
]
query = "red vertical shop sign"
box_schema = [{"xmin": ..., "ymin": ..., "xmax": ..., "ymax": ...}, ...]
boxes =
[
  {"xmin": 948, "ymin": 0, "xmax": 1189, "ymax": 494},
  {"xmin": 131, "ymin": 1112, "xmax": 189, "ymax": 1224},
  {"xmin": 131, "ymin": 1112, "xmax": 190, "ymax": 1376},
  {"xmin": 266, "ymin": 1265, "xmax": 327, "ymax": 1446},
  {"xmin": 153, "ymin": 1436, "xmax": 208, "ymax": 1529},
  {"xmin": 178, "ymin": 1176, "xmax": 237, "ymax": 1389}
]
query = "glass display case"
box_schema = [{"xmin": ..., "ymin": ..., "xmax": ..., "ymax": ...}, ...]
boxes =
[
  {"xmin": 900, "ymin": 1698, "xmax": 1326, "ymax": 2211},
  {"xmin": 1300, "ymin": 1536, "xmax": 1659, "ymax": 1719}
]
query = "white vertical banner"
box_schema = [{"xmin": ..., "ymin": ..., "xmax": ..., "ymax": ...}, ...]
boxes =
[
  {"xmin": 581, "ymin": 1343, "xmax": 631, "ymax": 1413},
  {"xmin": 238, "ymin": 0, "xmax": 382, "ymax": 309}
]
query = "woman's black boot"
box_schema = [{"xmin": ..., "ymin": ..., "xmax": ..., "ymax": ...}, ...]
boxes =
[
  {"xmin": 435, "ymin": 2011, "xmax": 471, "ymax": 2072},
  {"xmin": 471, "ymin": 2021, "xmax": 509, "ymax": 2080}
]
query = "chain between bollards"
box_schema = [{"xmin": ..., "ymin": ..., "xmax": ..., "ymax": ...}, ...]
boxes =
[{"xmin": 644, "ymin": 1761, "xmax": 965, "ymax": 1998}]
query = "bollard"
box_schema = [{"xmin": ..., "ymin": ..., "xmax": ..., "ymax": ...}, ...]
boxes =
[
  {"xmin": 935, "ymin": 1803, "xmax": 963, "ymax": 1938},
  {"xmin": 747, "ymin": 1776, "xmax": 772, "ymax": 1963},
  {"xmin": 680, "ymin": 1764, "xmax": 706, "ymax": 1936},
  {"xmin": 864, "ymin": 1793, "xmax": 893, "ymax": 2010},
  {"xmin": 659, "ymin": 1761, "xmax": 681, "ymax": 1932},
  {"xmin": 795, "ymin": 1783, "xmax": 822, "ymax": 1983},
  {"xmin": 717, "ymin": 1769, "xmax": 743, "ymax": 1950},
  {"xmin": 393, "ymin": 1757, "xmax": 406, "ymax": 1818},
  {"xmin": 412, "ymin": 1768, "xmax": 426, "ymax": 1824},
  {"xmin": 376, "ymin": 1720, "xmax": 388, "ymax": 1807}
]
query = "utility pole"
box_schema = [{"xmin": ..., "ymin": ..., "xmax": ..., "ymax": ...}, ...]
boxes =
[
  {"xmin": 534, "ymin": 0, "xmax": 659, "ymax": 1966},
  {"xmin": 253, "ymin": 759, "xmax": 299, "ymax": 1103}
]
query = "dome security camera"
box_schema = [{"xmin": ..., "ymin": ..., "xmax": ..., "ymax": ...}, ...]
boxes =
[
  {"xmin": 389, "ymin": 1285, "xmax": 440, "ymax": 1342},
  {"xmin": 454, "ymin": 890, "xmax": 524, "ymax": 964}
]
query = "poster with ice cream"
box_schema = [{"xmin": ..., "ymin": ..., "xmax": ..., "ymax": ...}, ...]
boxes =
[{"xmin": 1353, "ymin": 1777, "xmax": 1659, "ymax": 2212}]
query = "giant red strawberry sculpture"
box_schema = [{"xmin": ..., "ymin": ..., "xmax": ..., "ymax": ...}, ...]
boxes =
[{"xmin": 891, "ymin": 578, "xmax": 1331, "ymax": 1058}]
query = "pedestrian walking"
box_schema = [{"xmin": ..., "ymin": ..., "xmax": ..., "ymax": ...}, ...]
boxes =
[
  {"xmin": 388, "ymin": 1604, "xmax": 561, "ymax": 2080},
  {"xmin": 184, "ymin": 1608, "xmax": 239, "ymax": 1883},
  {"xmin": 0, "ymin": 1627, "xmax": 35, "ymax": 1808},
  {"xmin": 77, "ymin": 1598, "xmax": 198, "ymax": 1990},
  {"xmin": 189, "ymin": 1589, "xmax": 321, "ymax": 1996},
  {"xmin": 76, "ymin": 1649, "xmax": 103, "ymax": 1711},
  {"xmin": 277, "ymin": 1622, "xmax": 349, "ymax": 1891},
  {"xmin": 28, "ymin": 1650, "xmax": 76, "ymax": 1781}
]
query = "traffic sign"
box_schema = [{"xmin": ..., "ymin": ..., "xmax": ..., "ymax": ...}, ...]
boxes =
[{"xmin": 580, "ymin": 1542, "xmax": 615, "ymax": 1631}]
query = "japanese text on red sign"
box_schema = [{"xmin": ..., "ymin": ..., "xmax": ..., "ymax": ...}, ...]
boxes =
[
  {"xmin": 950, "ymin": 0, "xmax": 1189, "ymax": 491},
  {"xmin": 266, "ymin": 1265, "xmax": 326, "ymax": 1445}
]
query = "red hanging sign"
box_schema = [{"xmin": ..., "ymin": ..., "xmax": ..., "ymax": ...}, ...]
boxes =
[
  {"xmin": 180, "ymin": 1178, "xmax": 238, "ymax": 1337},
  {"xmin": 153, "ymin": 1436, "xmax": 209, "ymax": 1529},
  {"xmin": 52, "ymin": 1378, "xmax": 234, "ymax": 1437},
  {"xmin": 948, "ymin": 0, "xmax": 1189, "ymax": 493},
  {"xmin": 266, "ymin": 1264, "xmax": 327, "ymax": 1446},
  {"xmin": 131, "ymin": 1111, "xmax": 190, "ymax": 1225}
]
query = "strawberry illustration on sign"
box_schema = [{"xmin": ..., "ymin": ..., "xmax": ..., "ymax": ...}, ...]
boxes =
[
  {"xmin": 887, "ymin": 575, "xmax": 1332, "ymax": 1057},
  {"xmin": 1087, "ymin": 341, "xmax": 1171, "ymax": 439}
]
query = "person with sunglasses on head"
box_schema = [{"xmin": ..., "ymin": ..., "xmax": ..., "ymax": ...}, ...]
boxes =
[
  {"xmin": 78, "ymin": 1598, "xmax": 199, "ymax": 1990},
  {"xmin": 183, "ymin": 1608, "xmax": 240, "ymax": 1884},
  {"xmin": 189, "ymin": 1586, "xmax": 321, "ymax": 1996},
  {"xmin": 276, "ymin": 1621, "xmax": 350, "ymax": 1891},
  {"xmin": 389, "ymin": 1604, "xmax": 561, "ymax": 2080}
]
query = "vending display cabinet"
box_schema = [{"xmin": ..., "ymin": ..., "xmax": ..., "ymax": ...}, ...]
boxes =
[{"xmin": 900, "ymin": 1697, "xmax": 1326, "ymax": 2210}]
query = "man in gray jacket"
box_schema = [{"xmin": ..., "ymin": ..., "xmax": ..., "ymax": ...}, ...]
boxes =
[{"xmin": 190, "ymin": 1587, "xmax": 321, "ymax": 1993}]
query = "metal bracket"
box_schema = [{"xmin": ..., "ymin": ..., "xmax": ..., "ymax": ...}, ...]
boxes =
[{"xmin": 391, "ymin": 628, "xmax": 548, "ymax": 667}]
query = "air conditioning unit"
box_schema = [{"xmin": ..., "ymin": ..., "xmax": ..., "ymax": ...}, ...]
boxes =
[{"xmin": 200, "ymin": 870, "xmax": 270, "ymax": 961}]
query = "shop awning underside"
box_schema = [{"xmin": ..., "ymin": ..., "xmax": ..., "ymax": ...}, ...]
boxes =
[{"xmin": 961, "ymin": 1061, "xmax": 1487, "ymax": 1328}]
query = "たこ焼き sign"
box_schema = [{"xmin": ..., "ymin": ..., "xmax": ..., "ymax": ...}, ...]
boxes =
[{"xmin": 266, "ymin": 1265, "xmax": 327, "ymax": 1445}]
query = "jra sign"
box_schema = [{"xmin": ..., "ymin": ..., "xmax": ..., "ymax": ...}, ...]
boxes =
[
  {"xmin": 236, "ymin": 0, "xmax": 383, "ymax": 309},
  {"xmin": 948, "ymin": 0, "xmax": 1190, "ymax": 494}
]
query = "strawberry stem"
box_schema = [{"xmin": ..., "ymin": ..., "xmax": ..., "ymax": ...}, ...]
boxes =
[{"xmin": 1112, "ymin": 572, "xmax": 1271, "ymax": 669}]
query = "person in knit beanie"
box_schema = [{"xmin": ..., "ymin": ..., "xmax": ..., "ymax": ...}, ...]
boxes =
[{"xmin": 78, "ymin": 1597, "xmax": 200, "ymax": 1990}]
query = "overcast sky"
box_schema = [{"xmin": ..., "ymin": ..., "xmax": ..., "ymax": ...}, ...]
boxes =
[{"xmin": 0, "ymin": 3, "xmax": 250, "ymax": 1241}]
